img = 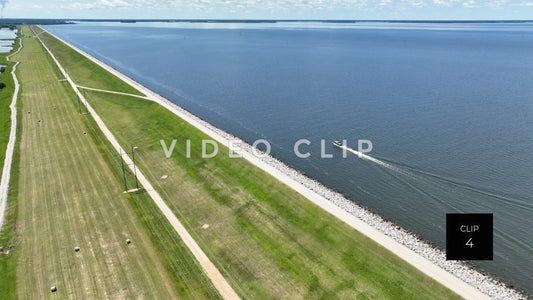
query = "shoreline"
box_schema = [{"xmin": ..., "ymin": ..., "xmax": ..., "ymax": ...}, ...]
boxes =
[{"xmin": 41, "ymin": 26, "xmax": 525, "ymax": 300}]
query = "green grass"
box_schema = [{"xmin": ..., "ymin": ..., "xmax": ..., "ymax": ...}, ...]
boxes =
[
  {"xmin": 0, "ymin": 89, "xmax": 21, "ymax": 300},
  {"xmin": 0, "ymin": 29, "xmax": 21, "ymax": 300},
  {"xmin": 84, "ymin": 90, "xmax": 461, "ymax": 299},
  {"xmin": 8, "ymin": 26, "xmax": 220, "ymax": 299},
  {"xmin": 37, "ymin": 25, "xmax": 461, "ymax": 299},
  {"xmin": 79, "ymin": 104, "xmax": 221, "ymax": 299},
  {"xmin": 37, "ymin": 29, "xmax": 144, "ymax": 97}
]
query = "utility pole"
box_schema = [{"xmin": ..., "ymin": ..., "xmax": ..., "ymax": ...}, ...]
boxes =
[
  {"xmin": 120, "ymin": 150, "xmax": 128, "ymax": 192},
  {"xmin": 131, "ymin": 146, "xmax": 139, "ymax": 190},
  {"xmin": 75, "ymin": 94, "xmax": 82, "ymax": 114},
  {"xmin": 80, "ymin": 91, "xmax": 89, "ymax": 115}
]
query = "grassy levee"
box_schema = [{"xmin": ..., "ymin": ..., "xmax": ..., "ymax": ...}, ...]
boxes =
[
  {"xmin": 12, "ymin": 26, "xmax": 220, "ymax": 299},
  {"xmin": 0, "ymin": 30, "xmax": 21, "ymax": 300},
  {"xmin": 39, "ymin": 26, "xmax": 461, "ymax": 298},
  {"xmin": 35, "ymin": 26, "xmax": 144, "ymax": 97},
  {"xmin": 84, "ymin": 91, "xmax": 462, "ymax": 299}
]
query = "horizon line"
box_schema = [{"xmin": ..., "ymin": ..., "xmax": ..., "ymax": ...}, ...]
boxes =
[{"xmin": 2, "ymin": 18, "xmax": 533, "ymax": 23}]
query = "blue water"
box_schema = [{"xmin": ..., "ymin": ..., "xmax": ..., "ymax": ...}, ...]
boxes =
[
  {"xmin": 46, "ymin": 22, "xmax": 533, "ymax": 294},
  {"xmin": 0, "ymin": 28, "xmax": 16, "ymax": 53}
]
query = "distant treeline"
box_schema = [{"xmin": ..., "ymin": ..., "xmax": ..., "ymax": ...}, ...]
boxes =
[
  {"xmin": 71, "ymin": 19, "xmax": 533, "ymax": 24},
  {"xmin": 0, "ymin": 19, "xmax": 70, "ymax": 28},
  {"xmin": 0, "ymin": 25, "xmax": 16, "ymax": 30},
  {"xmin": 0, "ymin": 19, "xmax": 531, "ymax": 27}
]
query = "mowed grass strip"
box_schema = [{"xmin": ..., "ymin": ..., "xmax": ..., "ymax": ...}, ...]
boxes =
[
  {"xmin": 37, "ymin": 27, "xmax": 143, "ymax": 97},
  {"xmin": 84, "ymin": 90, "xmax": 461, "ymax": 299},
  {"xmin": 14, "ymin": 27, "xmax": 220, "ymax": 299},
  {"xmin": 39, "ymin": 26, "xmax": 461, "ymax": 298},
  {"xmin": 77, "ymin": 93, "xmax": 221, "ymax": 299}
]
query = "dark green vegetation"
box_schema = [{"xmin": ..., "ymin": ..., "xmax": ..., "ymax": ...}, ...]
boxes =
[
  {"xmin": 0, "ymin": 25, "xmax": 17, "ymax": 30},
  {"xmin": 38, "ymin": 26, "xmax": 461, "ymax": 298},
  {"xmin": 3, "ymin": 26, "xmax": 220, "ymax": 299},
  {"xmin": 0, "ymin": 113, "xmax": 19, "ymax": 300},
  {"xmin": 0, "ymin": 19, "xmax": 68, "ymax": 28},
  {"xmin": 0, "ymin": 95, "xmax": 19, "ymax": 300}
]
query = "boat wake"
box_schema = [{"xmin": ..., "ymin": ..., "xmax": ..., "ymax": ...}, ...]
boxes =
[{"xmin": 333, "ymin": 141, "xmax": 533, "ymax": 214}]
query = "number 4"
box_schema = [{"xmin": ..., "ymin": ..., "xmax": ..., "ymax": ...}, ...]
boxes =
[{"xmin": 466, "ymin": 238, "xmax": 474, "ymax": 248}]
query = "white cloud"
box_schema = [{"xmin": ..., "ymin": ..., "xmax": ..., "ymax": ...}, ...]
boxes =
[
  {"xmin": 100, "ymin": 0, "xmax": 131, "ymax": 8},
  {"xmin": 433, "ymin": 0, "xmax": 460, "ymax": 6},
  {"xmin": 487, "ymin": 0, "xmax": 508, "ymax": 8},
  {"xmin": 399, "ymin": 0, "xmax": 427, "ymax": 8},
  {"xmin": 60, "ymin": 2, "xmax": 96, "ymax": 9},
  {"xmin": 129, "ymin": 0, "xmax": 371, "ymax": 11},
  {"xmin": 55, "ymin": 0, "xmax": 533, "ymax": 12},
  {"xmin": 462, "ymin": 0, "xmax": 478, "ymax": 8},
  {"xmin": 411, "ymin": 0, "xmax": 427, "ymax": 7},
  {"xmin": 60, "ymin": 0, "xmax": 136, "ymax": 10},
  {"xmin": 513, "ymin": 0, "xmax": 533, "ymax": 6}
]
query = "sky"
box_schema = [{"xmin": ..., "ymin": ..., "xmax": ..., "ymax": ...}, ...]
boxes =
[{"xmin": 1, "ymin": 0, "xmax": 533, "ymax": 20}]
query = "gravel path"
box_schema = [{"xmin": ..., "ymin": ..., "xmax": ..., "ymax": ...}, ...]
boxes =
[
  {"xmin": 0, "ymin": 37, "xmax": 23, "ymax": 230},
  {"xmin": 76, "ymin": 84, "xmax": 151, "ymax": 100},
  {"xmin": 35, "ymin": 27, "xmax": 240, "ymax": 300}
]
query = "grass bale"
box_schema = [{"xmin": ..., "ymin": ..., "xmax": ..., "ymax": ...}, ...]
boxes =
[
  {"xmin": 50, "ymin": 286, "xmax": 57, "ymax": 293},
  {"xmin": 126, "ymin": 239, "xmax": 131, "ymax": 245},
  {"xmin": 74, "ymin": 246, "xmax": 80, "ymax": 252}
]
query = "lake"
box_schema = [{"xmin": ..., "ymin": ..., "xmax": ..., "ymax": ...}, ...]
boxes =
[{"xmin": 45, "ymin": 21, "xmax": 533, "ymax": 294}]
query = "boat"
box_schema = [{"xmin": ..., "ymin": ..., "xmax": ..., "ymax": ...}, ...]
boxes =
[{"xmin": 332, "ymin": 140, "xmax": 343, "ymax": 147}]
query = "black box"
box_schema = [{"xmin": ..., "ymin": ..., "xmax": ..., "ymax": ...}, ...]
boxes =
[{"xmin": 446, "ymin": 213, "xmax": 493, "ymax": 260}]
